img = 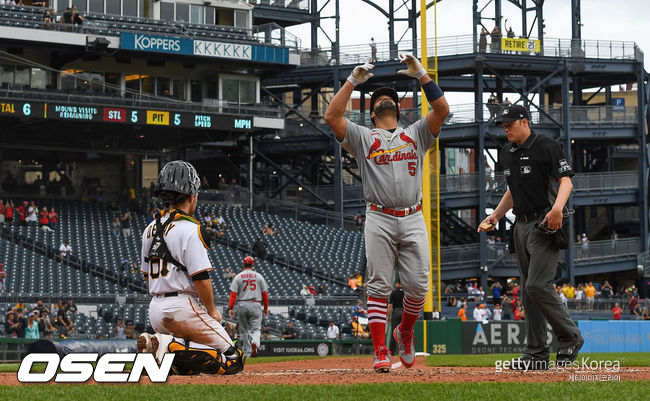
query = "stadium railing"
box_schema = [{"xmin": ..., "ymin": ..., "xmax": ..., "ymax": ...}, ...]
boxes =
[
  {"xmin": 247, "ymin": 0, "xmax": 310, "ymax": 11},
  {"xmin": 299, "ymin": 34, "xmax": 641, "ymax": 66}
]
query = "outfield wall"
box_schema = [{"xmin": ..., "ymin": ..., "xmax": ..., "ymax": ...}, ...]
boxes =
[{"xmin": 414, "ymin": 320, "xmax": 650, "ymax": 354}]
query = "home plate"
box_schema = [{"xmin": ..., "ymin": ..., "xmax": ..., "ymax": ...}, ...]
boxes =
[{"xmin": 392, "ymin": 361, "xmax": 403, "ymax": 369}]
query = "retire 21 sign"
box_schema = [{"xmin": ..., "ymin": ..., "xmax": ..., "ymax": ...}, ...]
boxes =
[{"xmin": 120, "ymin": 33, "xmax": 285, "ymax": 63}]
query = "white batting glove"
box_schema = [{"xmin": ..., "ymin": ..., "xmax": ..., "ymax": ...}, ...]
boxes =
[
  {"xmin": 397, "ymin": 54, "xmax": 427, "ymax": 79},
  {"xmin": 347, "ymin": 58, "xmax": 374, "ymax": 86}
]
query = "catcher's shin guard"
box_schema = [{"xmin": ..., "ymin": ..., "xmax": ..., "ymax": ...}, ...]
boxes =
[{"xmin": 168, "ymin": 340, "xmax": 244, "ymax": 375}]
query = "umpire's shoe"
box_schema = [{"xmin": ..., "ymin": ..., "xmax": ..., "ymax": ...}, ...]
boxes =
[
  {"xmin": 556, "ymin": 337, "xmax": 584, "ymax": 367},
  {"xmin": 509, "ymin": 355, "xmax": 549, "ymax": 371}
]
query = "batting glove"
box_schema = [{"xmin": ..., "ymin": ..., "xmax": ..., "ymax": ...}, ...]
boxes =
[
  {"xmin": 347, "ymin": 58, "xmax": 374, "ymax": 86},
  {"xmin": 397, "ymin": 54, "xmax": 427, "ymax": 79}
]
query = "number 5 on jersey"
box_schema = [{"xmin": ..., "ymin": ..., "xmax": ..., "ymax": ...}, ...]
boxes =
[
  {"xmin": 242, "ymin": 279, "xmax": 256, "ymax": 291},
  {"xmin": 408, "ymin": 161, "xmax": 416, "ymax": 176}
]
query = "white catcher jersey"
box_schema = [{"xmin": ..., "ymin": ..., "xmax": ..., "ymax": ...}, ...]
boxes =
[
  {"xmin": 339, "ymin": 117, "xmax": 436, "ymax": 209},
  {"xmin": 230, "ymin": 270, "xmax": 268, "ymax": 302},
  {"xmin": 141, "ymin": 211, "xmax": 212, "ymax": 296}
]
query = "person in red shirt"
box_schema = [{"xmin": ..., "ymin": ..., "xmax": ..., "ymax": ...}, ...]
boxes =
[
  {"xmin": 4, "ymin": 201, "xmax": 13, "ymax": 223},
  {"xmin": 612, "ymin": 303, "xmax": 622, "ymax": 320},
  {"xmin": 48, "ymin": 207, "xmax": 58, "ymax": 230},
  {"xmin": 0, "ymin": 200, "xmax": 5, "ymax": 224},
  {"xmin": 39, "ymin": 207, "xmax": 52, "ymax": 231},
  {"xmin": 16, "ymin": 201, "xmax": 27, "ymax": 226}
]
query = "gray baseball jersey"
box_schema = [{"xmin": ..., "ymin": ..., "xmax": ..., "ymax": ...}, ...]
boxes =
[
  {"xmin": 339, "ymin": 116, "xmax": 437, "ymax": 300},
  {"xmin": 230, "ymin": 270, "xmax": 268, "ymax": 302},
  {"xmin": 340, "ymin": 117, "xmax": 436, "ymax": 209},
  {"xmin": 230, "ymin": 269, "xmax": 268, "ymax": 358}
]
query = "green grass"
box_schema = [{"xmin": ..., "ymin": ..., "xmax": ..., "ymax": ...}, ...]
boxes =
[
  {"xmin": 425, "ymin": 353, "xmax": 650, "ymax": 367},
  {"xmin": 1, "ymin": 382, "xmax": 648, "ymax": 401}
]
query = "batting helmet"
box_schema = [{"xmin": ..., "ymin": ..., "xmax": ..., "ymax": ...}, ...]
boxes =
[
  {"xmin": 243, "ymin": 256, "xmax": 255, "ymax": 267},
  {"xmin": 154, "ymin": 160, "xmax": 201, "ymax": 201},
  {"xmin": 369, "ymin": 87, "xmax": 400, "ymax": 125}
]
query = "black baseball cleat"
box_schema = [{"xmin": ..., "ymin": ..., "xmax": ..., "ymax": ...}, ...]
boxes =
[
  {"xmin": 556, "ymin": 337, "xmax": 584, "ymax": 367},
  {"xmin": 509, "ymin": 355, "xmax": 549, "ymax": 371}
]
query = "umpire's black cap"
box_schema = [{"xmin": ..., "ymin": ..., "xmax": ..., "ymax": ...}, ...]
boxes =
[{"xmin": 495, "ymin": 104, "xmax": 531, "ymax": 125}]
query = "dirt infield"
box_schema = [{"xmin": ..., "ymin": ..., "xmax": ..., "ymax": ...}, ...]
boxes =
[{"xmin": 2, "ymin": 357, "xmax": 649, "ymax": 385}]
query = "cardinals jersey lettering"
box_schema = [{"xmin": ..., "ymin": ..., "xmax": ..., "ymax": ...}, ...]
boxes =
[
  {"xmin": 339, "ymin": 117, "xmax": 436, "ymax": 208},
  {"xmin": 141, "ymin": 211, "xmax": 212, "ymax": 296},
  {"xmin": 230, "ymin": 271, "xmax": 268, "ymax": 302}
]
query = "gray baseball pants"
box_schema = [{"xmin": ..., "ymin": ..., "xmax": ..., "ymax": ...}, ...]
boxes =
[{"xmin": 513, "ymin": 220, "xmax": 582, "ymax": 359}]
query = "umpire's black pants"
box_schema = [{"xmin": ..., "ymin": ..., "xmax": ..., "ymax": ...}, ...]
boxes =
[
  {"xmin": 514, "ymin": 220, "xmax": 582, "ymax": 359},
  {"xmin": 389, "ymin": 307, "xmax": 403, "ymax": 355}
]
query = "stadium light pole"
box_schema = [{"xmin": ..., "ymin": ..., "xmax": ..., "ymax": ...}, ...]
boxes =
[{"xmin": 421, "ymin": 0, "xmax": 441, "ymax": 322}]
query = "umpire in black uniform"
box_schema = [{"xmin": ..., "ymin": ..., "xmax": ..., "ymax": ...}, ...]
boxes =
[{"xmin": 478, "ymin": 105, "xmax": 583, "ymax": 369}]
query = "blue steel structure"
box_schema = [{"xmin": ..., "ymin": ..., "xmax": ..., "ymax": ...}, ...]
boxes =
[{"xmin": 254, "ymin": 0, "xmax": 649, "ymax": 287}]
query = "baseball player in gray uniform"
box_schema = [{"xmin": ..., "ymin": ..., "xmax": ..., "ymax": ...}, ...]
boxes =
[
  {"xmin": 137, "ymin": 160, "xmax": 244, "ymax": 375},
  {"xmin": 229, "ymin": 256, "xmax": 269, "ymax": 358},
  {"xmin": 324, "ymin": 55, "xmax": 449, "ymax": 372}
]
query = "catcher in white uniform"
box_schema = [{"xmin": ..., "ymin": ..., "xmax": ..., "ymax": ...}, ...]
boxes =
[{"xmin": 137, "ymin": 160, "xmax": 244, "ymax": 375}]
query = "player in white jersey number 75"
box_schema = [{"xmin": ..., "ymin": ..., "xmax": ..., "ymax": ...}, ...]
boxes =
[
  {"xmin": 137, "ymin": 160, "xmax": 244, "ymax": 375},
  {"xmin": 324, "ymin": 54, "xmax": 449, "ymax": 373}
]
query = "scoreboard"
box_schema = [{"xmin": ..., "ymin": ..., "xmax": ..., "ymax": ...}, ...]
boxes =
[{"xmin": 0, "ymin": 99, "xmax": 253, "ymax": 131}]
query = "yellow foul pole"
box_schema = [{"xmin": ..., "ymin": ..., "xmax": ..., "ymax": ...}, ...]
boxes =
[{"xmin": 421, "ymin": 0, "xmax": 441, "ymax": 320}]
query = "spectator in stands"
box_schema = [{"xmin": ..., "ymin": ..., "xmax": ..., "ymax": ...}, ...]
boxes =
[
  {"xmin": 203, "ymin": 212, "xmax": 213, "ymax": 228},
  {"xmin": 14, "ymin": 311, "xmax": 26, "ymax": 338},
  {"xmin": 575, "ymin": 283, "xmax": 585, "ymax": 310},
  {"xmin": 222, "ymin": 268, "xmax": 235, "ymax": 282},
  {"xmin": 353, "ymin": 299, "xmax": 367, "ymax": 318},
  {"xmin": 354, "ymin": 211, "xmax": 364, "ymax": 231},
  {"xmin": 125, "ymin": 321, "xmax": 137, "ymax": 339},
  {"xmin": 369, "ymin": 37, "xmax": 377, "ymax": 62},
  {"xmin": 261, "ymin": 223, "xmax": 271, "ymax": 235},
  {"xmin": 643, "ymin": 307, "xmax": 650, "ymax": 321},
  {"xmin": 112, "ymin": 217, "xmax": 121, "ymax": 237},
  {"xmin": 446, "ymin": 296, "xmax": 457, "ymax": 307},
  {"xmin": 585, "ymin": 282, "xmax": 596, "ymax": 311},
  {"xmin": 491, "ymin": 281, "xmax": 502, "ymax": 304},
  {"xmin": 3, "ymin": 200, "xmax": 13, "ymax": 223},
  {"xmin": 610, "ymin": 230, "xmax": 619, "ymax": 252},
  {"xmin": 262, "ymin": 323, "xmax": 271, "ymax": 340},
  {"xmin": 16, "ymin": 201, "xmax": 27, "ymax": 226},
  {"xmin": 457, "ymin": 303, "xmax": 467, "ymax": 321},
  {"xmin": 214, "ymin": 212, "xmax": 230, "ymax": 231},
  {"xmin": 27, "ymin": 201, "xmax": 38, "ymax": 226},
  {"xmin": 477, "ymin": 285, "xmax": 486, "ymax": 302},
  {"xmin": 48, "ymin": 207, "xmax": 58, "ymax": 230},
  {"xmin": 72, "ymin": 5, "xmax": 85, "ymax": 32},
  {"xmin": 25, "ymin": 313, "xmax": 39, "ymax": 339},
  {"xmin": 0, "ymin": 263, "xmax": 6, "ymax": 292},
  {"xmin": 513, "ymin": 301, "xmax": 523, "ymax": 320},
  {"xmin": 66, "ymin": 299, "xmax": 77, "ymax": 317},
  {"xmin": 113, "ymin": 317, "xmax": 126, "ymax": 339},
  {"xmin": 39, "ymin": 207, "xmax": 52, "ymax": 231},
  {"xmin": 318, "ymin": 284, "xmax": 326, "ymax": 296},
  {"xmin": 601, "ymin": 281, "xmax": 613, "ymax": 298},
  {"xmin": 559, "ymin": 286, "xmax": 568, "ymax": 308},
  {"xmin": 478, "ymin": 27, "xmax": 488, "ymax": 53},
  {"xmin": 351, "ymin": 316, "xmax": 369, "ymax": 339},
  {"xmin": 493, "ymin": 303, "xmax": 503, "ymax": 320},
  {"xmin": 309, "ymin": 285, "xmax": 318, "ymax": 296},
  {"xmin": 473, "ymin": 304, "xmax": 487, "ymax": 323},
  {"xmin": 490, "ymin": 25, "xmax": 501, "ymax": 53},
  {"xmin": 57, "ymin": 303, "xmax": 74, "ymax": 334},
  {"xmin": 268, "ymin": 223, "xmax": 280, "ymax": 235},
  {"xmin": 348, "ymin": 275, "xmax": 358, "ymax": 292},
  {"xmin": 456, "ymin": 297, "xmax": 467, "ymax": 309},
  {"xmin": 4, "ymin": 311, "xmax": 17, "ymax": 337},
  {"xmin": 121, "ymin": 211, "xmax": 132, "ymax": 237},
  {"xmin": 34, "ymin": 299, "xmax": 50, "ymax": 316},
  {"xmin": 300, "ymin": 284, "xmax": 310, "ymax": 296},
  {"xmin": 580, "ymin": 233, "xmax": 589, "ymax": 258},
  {"xmin": 282, "ymin": 321, "xmax": 297, "ymax": 339},
  {"xmin": 0, "ymin": 200, "xmax": 4, "ymax": 225},
  {"xmin": 562, "ymin": 283, "xmax": 576, "ymax": 302},
  {"xmin": 253, "ymin": 237, "xmax": 267, "ymax": 260},
  {"xmin": 326, "ymin": 320, "xmax": 340, "ymax": 340},
  {"xmin": 612, "ymin": 303, "xmax": 622, "ymax": 320},
  {"xmin": 59, "ymin": 240, "xmax": 72, "ymax": 262},
  {"xmin": 15, "ymin": 299, "xmax": 25, "ymax": 313}
]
